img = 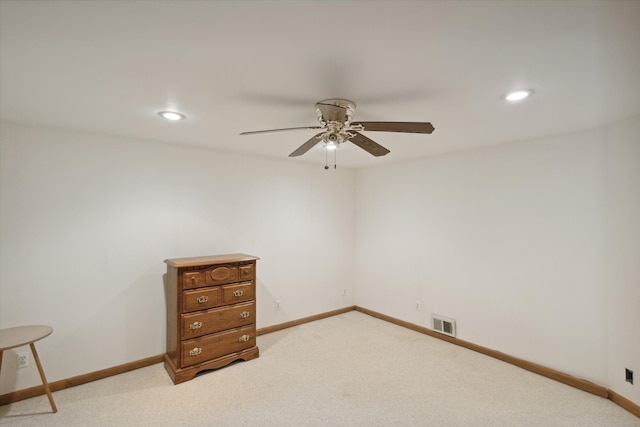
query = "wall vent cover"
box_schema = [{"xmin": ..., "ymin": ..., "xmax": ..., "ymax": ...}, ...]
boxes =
[{"xmin": 432, "ymin": 314, "xmax": 456, "ymax": 338}]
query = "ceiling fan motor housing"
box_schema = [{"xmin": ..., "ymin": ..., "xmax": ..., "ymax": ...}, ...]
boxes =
[{"xmin": 315, "ymin": 98, "xmax": 356, "ymax": 126}]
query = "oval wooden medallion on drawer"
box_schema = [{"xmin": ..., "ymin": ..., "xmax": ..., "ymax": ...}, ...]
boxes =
[
  {"xmin": 182, "ymin": 286, "xmax": 221, "ymax": 313},
  {"xmin": 205, "ymin": 265, "xmax": 238, "ymax": 285},
  {"xmin": 181, "ymin": 302, "xmax": 255, "ymax": 339},
  {"xmin": 222, "ymin": 282, "xmax": 254, "ymax": 304},
  {"xmin": 183, "ymin": 272, "xmax": 203, "ymax": 289},
  {"xmin": 181, "ymin": 325, "xmax": 256, "ymax": 367},
  {"xmin": 239, "ymin": 264, "xmax": 254, "ymax": 281}
]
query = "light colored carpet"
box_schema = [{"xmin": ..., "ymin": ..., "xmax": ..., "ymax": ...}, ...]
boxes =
[{"xmin": 0, "ymin": 311, "xmax": 638, "ymax": 426}]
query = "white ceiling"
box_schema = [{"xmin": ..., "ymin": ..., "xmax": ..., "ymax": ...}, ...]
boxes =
[{"xmin": 1, "ymin": 0, "xmax": 639, "ymax": 168}]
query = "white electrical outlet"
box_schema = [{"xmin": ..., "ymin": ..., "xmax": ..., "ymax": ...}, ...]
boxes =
[
  {"xmin": 17, "ymin": 352, "xmax": 29, "ymax": 369},
  {"xmin": 415, "ymin": 300, "xmax": 422, "ymax": 311},
  {"xmin": 343, "ymin": 289, "xmax": 347, "ymax": 297},
  {"xmin": 275, "ymin": 300, "xmax": 281, "ymax": 310}
]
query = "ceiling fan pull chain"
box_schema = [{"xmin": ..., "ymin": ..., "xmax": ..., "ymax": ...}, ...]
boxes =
[{"xmin": 325, "ymin": 146, "xmax": 329, "ymax": 170}]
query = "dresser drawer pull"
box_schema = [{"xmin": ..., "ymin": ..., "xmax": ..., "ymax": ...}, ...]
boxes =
[
  {"xmin": 232, "ymin": 290, "xmax": 244, "ymax": 297},
  {"xmin": 189, "ymin": 347, "xmax": 202, "ymax": 356},
  {"xmin": 189, "ymin": 321, "xmax": 203, "ymax": 330},
  {"xmin": 196, "ymin": 296, "xmax": 209, "ymax": 304},
  {"xmin": 238, "ymin": 335, "xmax": 251, "ymax": 343},
  {"xmin": 239, "ymin": 311, "xmax": 251, "ymax": 319}
]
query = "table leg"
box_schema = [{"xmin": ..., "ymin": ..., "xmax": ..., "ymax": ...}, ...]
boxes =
[
  {"xmin": 0, "ymin": 350, "xmax": 3, "ymax": 373},
  {"xmin": 29, "ymin": 343, "xmax": 57, "ymax": 413}
]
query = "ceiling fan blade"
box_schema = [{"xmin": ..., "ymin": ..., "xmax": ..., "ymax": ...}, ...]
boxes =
[
  {"xmin": 351, "ymin": 121, "xmax": 435, "ymax": 134},
  {"xmin": 316, "ymin": 102, "xmax": 347, "ymax": 123},
  {"xmin": 240, "ymin": 126, "xmax": 322, "ymax": 135},
  {"xmin": 350, "ymin": 132, "xmax": 390, "ymax": 157},
  {"xmin": 289, "ymin": 133, "xmax": 324, "ymax": 157}
]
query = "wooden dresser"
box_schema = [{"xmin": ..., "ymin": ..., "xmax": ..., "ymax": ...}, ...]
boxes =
[{"xmin": 163, "ymin": 253, "xmax": 259, "ymax": 384}]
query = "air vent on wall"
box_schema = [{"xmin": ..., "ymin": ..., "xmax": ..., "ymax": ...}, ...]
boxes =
[{"xmin": 432, "ymin": 314, "xmax": 456, "ymax": 338}]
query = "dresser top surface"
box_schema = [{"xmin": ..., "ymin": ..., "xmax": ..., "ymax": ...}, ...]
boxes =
[{"xmin": 164, "ymin": 253, "xmax": 259, "ymax": 268}]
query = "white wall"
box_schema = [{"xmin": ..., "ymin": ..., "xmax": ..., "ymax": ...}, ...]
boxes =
[
  {"xmin": 605, "ymin": 115, "xmax": 640, "ymax": 404},
  {"xmin": 355, "ymin": 116, "xmax": 639, "ymax": 404},
  {"xmin": 356, "ymin": 128, "xmax": 610, "ymax": 383},
  {"xmin": 0, "ymin": 123, "xmax": 355, "ymax": 393}
]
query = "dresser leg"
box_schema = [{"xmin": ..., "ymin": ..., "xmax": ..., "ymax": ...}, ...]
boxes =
[{"xmin": 30, "ymin": 343, "xmax": 57, "ymax": 413}]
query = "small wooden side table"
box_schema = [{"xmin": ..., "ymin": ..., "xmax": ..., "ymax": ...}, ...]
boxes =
[{"xmin": 0, "ymin": 325, "xmax": 57, "ymax": 413}]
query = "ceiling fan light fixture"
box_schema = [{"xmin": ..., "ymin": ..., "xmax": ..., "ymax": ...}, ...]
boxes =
[
  {"xmin": 158, "ymin": 110, "xmax": 186, "ymax": 121},
  {"xmin": 324, "ymin": 142, "xmax": 338, "ymax": 151},
  {"xmin": 503, "ymin": 89, "xmax": 533, "ymax": 102}
]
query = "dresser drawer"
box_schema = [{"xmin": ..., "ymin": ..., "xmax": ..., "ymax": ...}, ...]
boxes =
[
  {"xmin": 181, "ymin": 302, "xmax": 255, "ymax": 339},
  {"xmin": 183, "ymin": 286, "xmax": 221, "ymax": 313},
  {"xmin": 222, "ymin": 282, "xmax": 254, "ymax": 304},
  {"xmin": 205, "ymin": 265, "xmax": 238, "ymax": 286},
  {"xmin": 239, "ymin": 264, "xmax": 255, "ymax": 281},
  {"xmin": 181, "ymin": 325, "xmax": 256, "ymax": 367},
  {"xmin": 183, "ymin": 271, "xmax": 204, "ymax": 289}
]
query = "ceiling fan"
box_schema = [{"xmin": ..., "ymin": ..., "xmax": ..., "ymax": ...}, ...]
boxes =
[{"xmin": 240, "ymin": 98, "xmax": 435, "ymax": 158}]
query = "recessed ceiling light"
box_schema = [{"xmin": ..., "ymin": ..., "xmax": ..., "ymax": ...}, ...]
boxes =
[
  {"xmin": 503, "ymin": 90, "xmax": 533, "ymax": 102},
  {"xmin": 158, "ymin": 111, "xmax": 186, "ymax": 121}
]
